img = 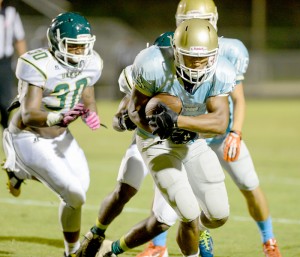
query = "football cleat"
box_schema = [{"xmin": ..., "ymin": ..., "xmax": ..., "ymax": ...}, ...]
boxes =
[
  {"xmin": 263, "ymin": 238, "xmax": 282, "ymax": 257},
  {"xmin": 76, "ymin": 229, "xmax": 105, "ymax": 257},
  {"xmin": 2, "ymin": 161, "xmax": 24, "ymax": 197},
  {"xmin": 199, "ymin": 230, "xmax": 214, "ymax": 257},
  {"xmin": 136, "ymin": 241, "xmax": 168, "ymax": 257},
  {"xmin": 96, "ymin": 240, "xmax": 116, "ymax": 257}
]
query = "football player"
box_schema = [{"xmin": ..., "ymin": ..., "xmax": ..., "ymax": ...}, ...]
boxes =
[
  {"xmin": 78, "ymin": 0, "xmax": 281, "ymax": 257},
  {"xmin": 2, "ymin": 12, "xmax": 103, "ymax": 257},
  {"xmin": 136, "ymin": 1, "xmax": 281, "ymax": 257},
  {"xmin": 78, "ymin": 18, "xmax": 235, "ymax": 257}
]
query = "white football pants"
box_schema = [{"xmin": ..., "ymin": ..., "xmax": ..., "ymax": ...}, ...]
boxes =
[
  {"xmin": 5, "ymin": 126, "xmax": 90, "ymax": 232},
  {"xmin": 137, "ymin": 135, "xmax": 230, "ymax": 224}
]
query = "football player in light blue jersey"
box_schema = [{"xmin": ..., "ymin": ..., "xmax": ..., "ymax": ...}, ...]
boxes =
[
  {"xmin": 89, "ymin": 19, "xmax": 235, "ymax": 257},
  {"xmin": 137, "ymin": 1, "xmax": 281, "ymax": 257},
  {"xmin": 2, "ymin": 12, "xmax": 104, "ymax": 257},
  {"xmin": 76, "ymin": 15, "xmax": 235, "ymax": 257}
]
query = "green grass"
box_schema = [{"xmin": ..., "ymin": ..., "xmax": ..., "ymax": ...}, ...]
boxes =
[{"xmin": 0, "ymin": 99, "xmax": 299, "ymax": 257}]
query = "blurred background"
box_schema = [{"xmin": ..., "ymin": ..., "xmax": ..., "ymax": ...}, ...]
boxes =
[
  {"xmin": 1, "ymin": 3, "xmax": 299, "ymax": 255},
  {"xmin": 7, "ymin": 0, "xmax": 300, "ymax": 99}
]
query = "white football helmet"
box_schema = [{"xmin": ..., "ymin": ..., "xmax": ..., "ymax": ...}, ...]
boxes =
[
  {"xmin": 173, "ymin": 18, "xmax": 219, "ymax": 84},
  {"xmin": 175, "ymin": 0, "xmax": 218, "ymax": 30}
]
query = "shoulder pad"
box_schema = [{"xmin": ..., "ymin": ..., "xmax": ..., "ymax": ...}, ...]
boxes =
[
  {"xmin": 219, "ymin": 37, "xmax": 249, "ymax": 81},
  {"xmin": 16, "ymin": 48, "xmax": 52, "ymax": 86}
]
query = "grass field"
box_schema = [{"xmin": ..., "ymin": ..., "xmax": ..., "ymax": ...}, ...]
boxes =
[{"xmin": 0, "ymin": 99, "xmax": 299, "ymax": 257}]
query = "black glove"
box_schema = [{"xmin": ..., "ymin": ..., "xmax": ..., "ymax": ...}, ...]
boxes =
[
  {"xmin": 118, "ymin": 110, "xmax": 137, "ymax": 131},
  {"xmin": 148, "ymin": 103, "xmax": 178, "ymax": 139},
  {"xmin": 170, "ymin": 128, "xmax": 198, "ymax": 144}
]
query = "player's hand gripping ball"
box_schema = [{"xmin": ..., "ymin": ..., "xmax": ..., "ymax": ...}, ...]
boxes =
[{"xmin": 146, "ymin": 93, "xmax": 182, "ymax": 139}]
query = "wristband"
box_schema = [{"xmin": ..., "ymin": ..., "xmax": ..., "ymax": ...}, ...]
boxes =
[
  {"xmin": 46, "ymin": 112, "xmax": 63, "ymax": 127},
  {"xmin": 230, "ymin": 130, "xmax": 242, "ymax": 138}
]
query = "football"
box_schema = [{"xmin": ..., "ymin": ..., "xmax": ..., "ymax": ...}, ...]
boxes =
[{"xmin": 145, "ymin": 93, "xmax": 182, "ymax": 116}]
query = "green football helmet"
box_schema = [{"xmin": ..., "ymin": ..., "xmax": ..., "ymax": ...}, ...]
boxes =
[
  {"xmin": 153, "ymin": 31, "xmax": 174, "ymax": 48},
  {"xmin": 47, "ymin": 12, "xmax": 96, "ymax": 69},
  {"xmin": 175, "ymin": 0, "xmax": 218, "ymax": 29},
  {"xmin": 173, "ymin": 18, "xmax": 219, "ymax": 84}
]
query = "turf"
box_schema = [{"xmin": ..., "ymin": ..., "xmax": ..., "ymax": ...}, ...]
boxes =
[{"xmin": 0, "ymin": 99, "xmax": 299, "ymax": 257}]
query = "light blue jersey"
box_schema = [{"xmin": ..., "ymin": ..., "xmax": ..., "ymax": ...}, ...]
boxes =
[
  {"xmin": 209, "ymin": 37, "xmax": 249, "ymax": 143},
  {"xmin": 219, "ymin": 38, "xmax": 249, "ymax": 84},
  {"xmin": 131, "ymin": 45, "xmax": 236, "ymax": 138},
  {"xmin": 152, "ymin": 33, "xmax": 249, "ymax": 141}
]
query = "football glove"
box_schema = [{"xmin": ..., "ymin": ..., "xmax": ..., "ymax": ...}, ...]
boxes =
[
  {"xmin": 223, "ymin": 130, "xmax": 242, "ymax": 162},
  {"xmin": 60, "ymin": 103, "xmax": 86, "ymax": 127},
  {"xmin": 118, "ymin": 110, "xmax": 137, "ymax": 131},
  {"xmin": 148, "ymin": 102, "xmax": 178, "ymax": 140},
  {"xmin": 82, "ymin": 111, "xmax": 101, "ymax": 130},
  {"xmin": 170, "ymin": 128, "xmax": 198, "ymax": 144}
]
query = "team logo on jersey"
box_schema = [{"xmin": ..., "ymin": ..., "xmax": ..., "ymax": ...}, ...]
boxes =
[
  {"xmin": 184, "ymin": 104, "xmax": 206, "ymax": 113},
  {"xmin": 62, "ymin": 71, "xmax": 82, "ymax": 79}
]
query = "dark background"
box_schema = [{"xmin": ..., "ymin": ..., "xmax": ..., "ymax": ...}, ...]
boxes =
[
  {"xmin": 4, "ymin": 0, "xmax": 300, "ymax": 98},
  {"xmin": 8, "ymin": 0, "xmax": 300, "ymax": 50}
]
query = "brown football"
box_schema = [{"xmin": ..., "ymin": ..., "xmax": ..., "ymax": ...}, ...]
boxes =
[{"xmin": 145, "ymin": 93, "xmax": 182, "ymax": 116}]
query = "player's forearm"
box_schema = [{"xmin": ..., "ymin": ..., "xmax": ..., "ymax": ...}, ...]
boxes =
[
  {"xmin": 82, "ymin": 87, "xmax": 98, "ymax": 113},
  {"xmin": 128, "ymin": 94, "xmax": 152, "ymax": 133},
  {"xmin": 231, "ymin": 97, "xmax": 245, "ymax": 132},
  {"xmin": 177, "ymin": 112, "xmax": 229, "ymax": 135},
  {"xmin": 230, "ymin": 83, "xmax": 246, "ymax": 132},
  {"xmin": 22, "ymin": 109, "xmax": 54, "ymax": 127}
]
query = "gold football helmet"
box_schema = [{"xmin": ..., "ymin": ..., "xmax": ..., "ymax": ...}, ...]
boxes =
[
  {"xmin": 175, "ymin": 0, "xmax": 218, "ymax": 29},
  {"xmin": 173, "ymin": 18, "xmax": 219, "ymax": 84}
]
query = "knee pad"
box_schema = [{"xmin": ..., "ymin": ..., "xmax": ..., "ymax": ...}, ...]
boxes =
[
  {"xmin": 65, "ymin": 183, "xmax": 86, "ymax": 209},
  {"xmin": 117, "ymin": 145, "xmax": 148, "ymax": 190},
  {"xmin": 156, "ymin": 172, "xmax": 200, "ymax": 222},
  {"xmin": 200, "ymin": 211, "xmax": 228, "ymax": 229},
  {"xmin": 202, "ymin": 185, "xmax": 229, "ymax": 221},
  {"xmin": 173, "ymin": 186, "xmax": 200, "ymax": 222},
  {"xmin": 237, "ymin": 169, "xmax": 259, "ymax": 191}
]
